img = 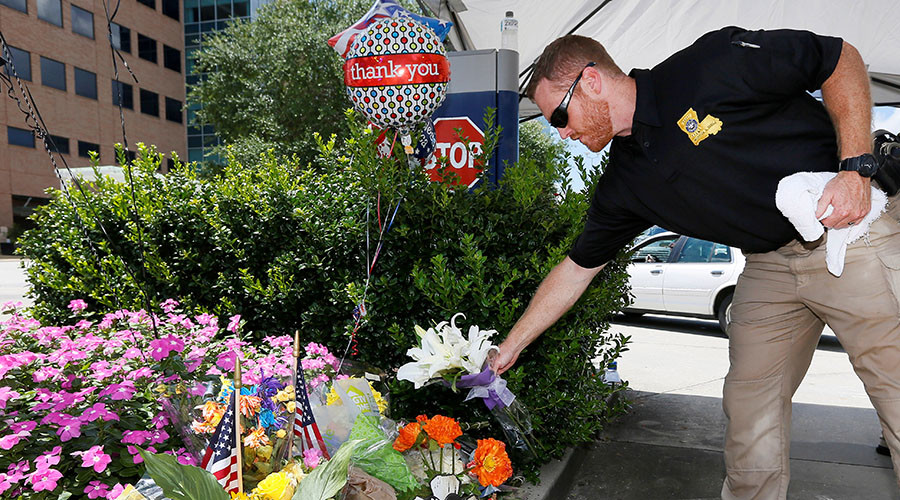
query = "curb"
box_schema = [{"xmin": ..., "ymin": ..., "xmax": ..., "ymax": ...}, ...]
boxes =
[{"xmin": 515, "ymin": 445, "xmax": 588, "ymax": 500}]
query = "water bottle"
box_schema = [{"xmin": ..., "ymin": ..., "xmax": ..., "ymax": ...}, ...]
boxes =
[
  {"xmin": 500, "ymin": 11, "xmax": 518, "ymax": 51},
  {"xmin": 602, "ymin": 361, "xmax": 621, "ymax": 384}
]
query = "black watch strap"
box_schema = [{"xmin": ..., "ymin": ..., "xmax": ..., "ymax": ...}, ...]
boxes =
[{"xmin": 839, "ymin": 153, "xmax": 880, "ymax": 177}]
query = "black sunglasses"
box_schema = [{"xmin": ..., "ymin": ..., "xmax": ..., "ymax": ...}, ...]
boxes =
[{"xmin": 549, "ymin": 62, "xmax": 596, "ymax": 129}]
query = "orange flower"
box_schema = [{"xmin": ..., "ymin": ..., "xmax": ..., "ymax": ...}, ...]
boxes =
[
  {"xmin": 239, "ymin": 395, "xmax": 262, "ymax": 418},
  {"xmin": 422, "ymin": 415, "xmax": 462, "ymax": 447},
  {"xmin": 243, "ymin": 426, "xmax": 269, "ymax": 448},
  {"xmin": 471, "ymin": 438, "xmax": 513, "ymax": 487},
  {"xmin": 393, "ymin": 421, "xmax": 422, "ymax": 452},
  {"xmin": 415, "ymin": 414, "xmax": 429, "ymax": 423}
]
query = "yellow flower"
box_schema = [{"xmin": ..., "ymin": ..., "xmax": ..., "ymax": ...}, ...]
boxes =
[
  {"xmin": 230, "ymin": 492, "xmax": 251, "ymax": 500},
  {"xmin": 254, "ymin": 471, "xmax": 294, "ymax": 500},
  {"xmin": 286, "ymin": 402, "xmax": 296, "ymax": 413},
  {"xmin": 275, "ymin": 429, "xmax": 286, "ymax": 439},
  {"xmin": 273, "ymin": 386, "xmax": 294, "ymax": 403},
  {"xmin": 326, "ymin": 386, "xmax": 342, "ymax": 406},
  {"xmin": 368, "ymin": 382, "xmax": 388, "ymax": 414},
  {"xmin": 282, "ymin": 460, "xmax": 307, "ymax": 483}
]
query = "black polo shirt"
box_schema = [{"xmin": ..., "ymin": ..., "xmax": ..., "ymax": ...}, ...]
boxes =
[{"xmin": 568, "ymin": 26, "xmax": 844, "ymax": 269}]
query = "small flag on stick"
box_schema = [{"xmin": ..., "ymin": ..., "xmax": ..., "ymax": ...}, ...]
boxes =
[
  {"xmin": 200, "ymin": 391, "xmax": 240, "ymax": 494},
  {"xmin": 293, "ymin": 339, "xmax": 330, "ymax": 459}
]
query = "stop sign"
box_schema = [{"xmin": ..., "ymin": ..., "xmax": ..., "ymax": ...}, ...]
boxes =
[{"xmin": 423, "ymin": 117, "xmax": 484, "ymax": 188}]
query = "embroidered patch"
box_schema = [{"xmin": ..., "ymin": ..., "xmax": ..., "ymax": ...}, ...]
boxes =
[{"xmin": 677, "ymin": 108, "xmax": 723, "ymax": 146}]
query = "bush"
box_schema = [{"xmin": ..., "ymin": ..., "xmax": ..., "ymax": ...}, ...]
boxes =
[{"xmin": 18, "ymin": 116, "xmax": 631, "ymax": 478}]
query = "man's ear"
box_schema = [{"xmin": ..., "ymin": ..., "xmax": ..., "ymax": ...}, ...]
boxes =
[{"xmin": 581, "ymin": 66, "xmax": 603, "ymax": 97}]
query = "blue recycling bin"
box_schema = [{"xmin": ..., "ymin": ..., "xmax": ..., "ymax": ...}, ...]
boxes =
[{"xmin": 431, "ymin": 48, "xmax": 519, "ymax": 185}]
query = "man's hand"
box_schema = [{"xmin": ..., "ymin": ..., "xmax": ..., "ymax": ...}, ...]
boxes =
[
  {"xmin": 816, "ymin": 171, "xmax": 871, "ymax": 228},
  {"xmin": 492, "ymin": 340, "xmax": 522, "ymax": 375}
]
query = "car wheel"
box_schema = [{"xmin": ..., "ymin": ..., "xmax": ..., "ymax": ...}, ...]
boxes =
[{"xmin": 718, "ymin": 292, "xmax": 733, "ymax": 334}]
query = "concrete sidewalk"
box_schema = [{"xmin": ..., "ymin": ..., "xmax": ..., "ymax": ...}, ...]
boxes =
[{"xmin": 555, "ymin": 390, "xmax": 898, "ymax": 500}]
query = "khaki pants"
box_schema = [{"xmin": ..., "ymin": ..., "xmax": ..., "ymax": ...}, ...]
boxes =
[{"xmin": 722, "ymin": 200, "xmax": 900, "ymax": 500}]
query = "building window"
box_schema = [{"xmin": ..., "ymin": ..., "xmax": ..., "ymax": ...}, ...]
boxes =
[
  {"xmin": 162, "ymin": 0, "xmax": 178, "ymax": 20},
  {"xmin": 74, "ymin": 67, "xmax": 97, "ymax": 99},
  {"xmin": 40, "ymin": 57, "xmax": 66, "ymax": 91},
  {"xmin": 137, "ymin": 34, "xmax": 157, "ymax": 63},
  {"xmin": 7, "ymin": 126, "xmax": 34, "ymax": 148},
  {"xmin": 78, "ymin": 140, "xmax": 100, "ymax": 159},
  {"xmin": 165, "ymin": 97, "xmax": 183, "ymax": 123},
  {"xmin": 4, "ymin": 46, "xmax": 31, "ymax": 81},
  {"xmin": 37, "ymin": 0, "xmax": 62, "ymax": 26},
  {"xmin": 111, "ymin": 23, "xmax": 130, "ymax": 53},
  {"xmin": 0, "ymin": 0, "xmax": 27, "ymax": 13},
  {"xmin": 140, "ymin": 89, "xmax": 159, "ymax": 116},
  {"xmin": 163, "ymin": 45, "xmax": 181, "ymax": 73},
  {"xmin": 136, "ymin": 0, "xmax": 154, "ymax": 9},
  {"xmin": 71, "ymin": 4, "xmax": 94, "ymax": 39},
  {"xmin": 233, "ymin": 0, "xmax": 248, "ymax": 17},
  {"xmin": 112, "ymin": 80, "xmax": 134, "ymax": 109},
  {"xmin": 48, "ymin": 135, "xmax": 69, "ymax": 155}
]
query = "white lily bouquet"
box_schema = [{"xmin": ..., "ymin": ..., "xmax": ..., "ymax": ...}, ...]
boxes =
[
  {"xmin": 397, "ymin": 313, "xmax": 497, "ymax": 390},
  {"xmin": 397, "ymin": 313, "xmax": 541, "ymax": 459}
]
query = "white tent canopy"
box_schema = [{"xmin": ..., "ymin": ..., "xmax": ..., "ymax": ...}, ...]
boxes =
[{"xmin": 422, "ymin": 0, "xmax": 900, "ymax": 119}]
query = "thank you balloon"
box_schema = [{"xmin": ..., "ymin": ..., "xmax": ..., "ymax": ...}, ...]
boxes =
[{"xmin": 344, "ymin": 17, "xmax": 450, "ymax": 152}]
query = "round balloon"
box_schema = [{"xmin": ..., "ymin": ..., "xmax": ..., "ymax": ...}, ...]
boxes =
[{"xmin": 343, "ymin": 17, "xmax": 450, "ymax": 133}]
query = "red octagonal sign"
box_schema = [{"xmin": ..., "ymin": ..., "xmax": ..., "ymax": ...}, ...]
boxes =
[{"xmin": 423, "ymin": 117, "xmax": 484, "ymax": 188}]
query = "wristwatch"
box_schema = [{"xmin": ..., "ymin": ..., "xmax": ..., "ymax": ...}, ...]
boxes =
[{"xmin": 839, "ymin": 153, "xmax": 880, "ymax": 177}]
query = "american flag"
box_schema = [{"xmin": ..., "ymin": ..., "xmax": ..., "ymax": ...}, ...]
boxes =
[
  {"xmin": 327, "ymin": 0, "xmax": 452, "ymax": 58},
  {"xmin": 293, "ymin": 367, "xmax": 330, "ymax": 459},
  {"xmin": 200, "ymin": 392, "xmax": 240, "ymax": 494}
]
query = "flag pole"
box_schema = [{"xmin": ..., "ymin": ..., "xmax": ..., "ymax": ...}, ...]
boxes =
[
  {"xmin": 289, "ymin": 330, "xmax": 300, "ymax": 457},
  {"xmin": 234, "ymin": 353, "xmax": 243, "ymax": 494}
]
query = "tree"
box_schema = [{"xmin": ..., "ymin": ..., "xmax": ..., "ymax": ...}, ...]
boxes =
[{"xmin": 188, "ymin": 0, "xmax": 374, "ymax": 166}]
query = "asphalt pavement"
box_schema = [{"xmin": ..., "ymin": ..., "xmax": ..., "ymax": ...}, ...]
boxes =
[{"xmin": 556, "ymin": 315, "xmax": 899, "ymax": 500}]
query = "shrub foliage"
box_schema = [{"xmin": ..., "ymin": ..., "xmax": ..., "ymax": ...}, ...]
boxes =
[{"xmin": 18, "ymin": 117, "xmax": 631, "ymax": 476}]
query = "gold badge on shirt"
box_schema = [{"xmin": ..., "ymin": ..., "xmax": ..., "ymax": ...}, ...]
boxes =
[{"xmin": 677, "ymin": 108, "xmax": 723, "ymax": 146}]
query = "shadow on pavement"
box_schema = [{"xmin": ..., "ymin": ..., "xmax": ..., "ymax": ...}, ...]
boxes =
[{"xmin": 564, "ymin": 390, "xmax": 898, "ymax": 500}]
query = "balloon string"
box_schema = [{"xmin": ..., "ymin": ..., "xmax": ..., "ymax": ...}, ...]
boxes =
[{"xmin": 389, "ymin": 130, "xmax": 399, "ymax": 157}]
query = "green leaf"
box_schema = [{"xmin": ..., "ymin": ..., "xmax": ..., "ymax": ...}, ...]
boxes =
[
  {"xmin": 137, "ymin": 447, "xmax": 229, "ymax": 500},
  {"xmin": 292, "ymin": 440, "xmax": 360, "ymax": 500}
]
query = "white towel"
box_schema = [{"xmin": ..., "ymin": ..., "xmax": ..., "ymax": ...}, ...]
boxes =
[{"xmin": 775, "ymin": 172, "xmax": 887, "ymax": 277}]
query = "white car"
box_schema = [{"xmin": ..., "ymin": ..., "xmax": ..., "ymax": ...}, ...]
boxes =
[{"xmin": 624, "ymin": 232, "xmax": 745, "ymax": 332}]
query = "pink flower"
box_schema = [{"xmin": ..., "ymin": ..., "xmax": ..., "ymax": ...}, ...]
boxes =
[
  {"xmin": 127, "ymin": 445, "xmax": 155, "ymax": 464},
  {"xmin": 122, "ymin": 430, "xmax": 151, "ymax": 445},
  {"xmin": 0, "ymin": 474, "xmax": 11, "ymax": 495},
  {"xmin": 127, "ymin": 366, "xmax": 155, "ymax": 380},
  {"xmin": 107, "ymin": 484, "xmax": 126, "ymax": 499},
  {"xmin": 55, "ymin": 418, "xmax": 82, "ymax": 442},
  {"xmin": 160, "ymin": 299, "xmax": 179, "ymax": 313},
  {"xmin": 9, "ymin": 421, "xmax": 36, "ymax": 433},
  {"xmin": 7, "ymin": 461, "xmax": 29, "ymax": 482},
  {"xmin": 68, "ymin": 299, "xmax": 88, "ymax": 312},
  {"xmin": 149, "ymin": 335, "xmax": 185, "ymax": 361},
  {"xmin": 32, "ymin": 366, "xmax": 60, "ymax": 383},
  {"xmin": 80, "ymin": 403, "xmax": 119, "ymax": 423},
  {"xmin": 73, "ymin": 445, "xmax": 112, "ymax": 473},
  {"xmin": 303, "ymin": 448, "xmax": 323, "ymax": 469},
  {"xmin": 149, "ymin": 429, "xmax": 170, "ymax": 445},
  {"xmin": 35, "ymin": 447, "xmax": 61, "ymax": 470},
  {"xmin": 75, "ymin": 319, "xmax": 93, "ymax": 330},
  {"xmin": 99, "ymin": 381, "xmax": 136, "ymax": 401},
  {"xmin": 30, "ymin": 468, "xmax": 62, "ymax": 492},
  {"xmin": 84, "ymin": 480, "xmax": 110, "ymax": 499},
  {"xmin": 0, "ymin": 431, "xmax": 29, "ymax": 450},
  {"xmin": 0, "ymin": 387, "xmax": 20, "ymax": 409},
  {"xmin": 122, "ymin": 347, "xmax": 143, "ymax": 359},
  {"xmin": 194, "ymin": 313, "xmax": 215, "ymax": 326},
  {"xmin": 151, "ymin": 412, "xmax": 169, "ymax": 430},
  {"xmin": 227, "ymin": 314, "xmax": 242, "ymax": 333},
  {"xmin": 216, "ymin": 351, "xmax": 237, "ymax": 371}
]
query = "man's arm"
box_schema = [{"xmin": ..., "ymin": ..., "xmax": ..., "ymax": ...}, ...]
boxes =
[
  {"xmin": 491, "ymin": 256, "xmax": 605, "ymax": 374},
  {"xmin": 816, "ymin": 41, "xmax": 873, "ymax": 229}
]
